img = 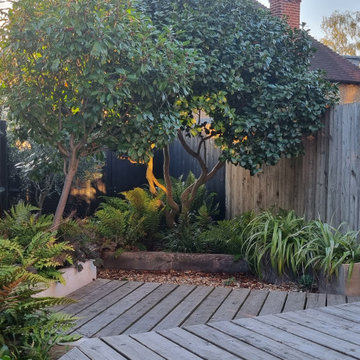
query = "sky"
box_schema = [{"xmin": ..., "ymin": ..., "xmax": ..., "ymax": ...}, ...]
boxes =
[{"xmin": 257, "ymin": 0, "xmax": 360, "ymax": 40}]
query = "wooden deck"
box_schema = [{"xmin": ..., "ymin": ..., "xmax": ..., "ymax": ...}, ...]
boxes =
[
  {"xmin": 58, "ymin": 279, "xmax": 359, "ymax": 338},
  {"xmin": 60, "ymin": 302, "xmax": 360, "ymax": 359}
]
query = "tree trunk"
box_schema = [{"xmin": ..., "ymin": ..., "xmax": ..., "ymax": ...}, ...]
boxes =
[
  {"xmin": 163, "ymin": 145, "xmax": 179, "ymax": 227},
  {"xmin": 52, "ymin": 152, "xmax": 79, "ymax": 230}
]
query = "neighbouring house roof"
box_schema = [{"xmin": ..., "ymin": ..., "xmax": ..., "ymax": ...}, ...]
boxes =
[
  {"xmin": 310, "ymin": 39, "xmax": 360, "ymax": 84},
  {"xmin": 254, "ymin": 0, "xmax": 360, "ymax": 85},
  {"xmin": 345, "ymin": 56, "xmax": 360, "ymax": 68}
]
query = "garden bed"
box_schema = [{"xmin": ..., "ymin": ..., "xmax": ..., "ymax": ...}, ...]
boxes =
[{"xmin": 98, "ymin": 268, "xmax": 302, "ymax": 292}]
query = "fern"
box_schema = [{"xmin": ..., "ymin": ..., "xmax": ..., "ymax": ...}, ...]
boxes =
[
  {"xmin": 0, "ymin": 238, "xmax": 77, "ymax": 360},
  {"xmin": 93, "ymin": 188, "xmax": 163, "ymax": 250},
  {"xmin": 0, "ymin": 202, "xmax": 53, "ymax": 247}
]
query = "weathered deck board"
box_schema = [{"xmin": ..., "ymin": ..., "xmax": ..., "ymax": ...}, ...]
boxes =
[
  {"xmin": 259, "ymin": 290, "xmax": 287, "ymax": 316},
  {"xmin": 102, "ymin": 335, "xmax": 164, "ymax": 360},
  {"xmin": 210, "ymin": 320, "xmax": 318, "ymax": 360},
  {"xmin": 209, "ymin": 288, "xmax": 250, "ymax": 322},
  {"xmin": 158, "ymin": 327, "xmax": 240, "ymax": 360},
  {"xmin": 152, "ymin": 285, "xmax": 214, "ymax": 331},
  {"xmin": 235, "ymin": 289, "xmax": 268, "ymax": 318},
  {"xmin": 259, "ymin": 314, "xmax": 360, "ymax": 358},
  {"xmin": 326, "ymin": 293, "xmax": 347, "ymax": 306},
  {"xmin": 77, "ymin": 338, "xmax": 127, "ymax": 360},
  {"xmin": 59, "ymin": 279, "xmax": 360, "ymax": 360},
  {"xmin": 63, "ymin": 304, "xmax": 360, "ymax": 360},
  {"xmin": 305, "ymin": 292, "xmax": 327, "ymax": 309},
  {"xmin": 58, "ymin": 347, "xmax": 90, "ymax": 360},
  {"xmin": 122, "ymin": 284, "xmax": 195, "ymax": 334},
  {"xmin": 278, "ymin": 310, "xmax": 360, "ymax": 345},
  {"xmin": 59, "ymin": 280, "xmax": 356, "ymax": 339},
  {"xmin": 182, "ymin": 287, "xmax": 231, "ymax": 326},
  {"xmin": 234, "ymin": 317, "xmax": 357, "ymax": 360},
  {"xmin": 185, "ymin": 324, "xmax": 280, "ymax": 360},
  {"xmin": 282, "ymin": 290, "xmax": 307, "ymax": 312},
  {"xmin": 96, "ymin": 283, "xmax": 178, "ymax": 337},
  {"xmin": 61, "ymin": 280, "xmax": 126, "ymax": 315},
  {"xmin": 131, "ymin": 332, "xmax": 202, "ymax": 360},
  {"xmin": 70, "ymin": 281, "xmax": 145, "ymax": 332},
  {"xmin": 55, "ymin": 279, "xmax": 111, "ymax": 311},
  {"xmin": 75, "ymin": 282, "xmax": 159, "ymax": 337}
]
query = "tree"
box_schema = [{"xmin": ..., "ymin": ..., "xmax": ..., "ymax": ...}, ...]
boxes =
[
  {"xmin": 0, "ymin": 0, "xmax": 194, "ymax": 229},
  {"xmin": 321, "ymin": 11, "xmax": 360, "ymax": 56},
  {"xmin": 7, "ymin": 133, "xmax": 103, "ymax": 213},
  {"xmin": 139, "ymin": 0, "xmax": 338, "ymax": 224}
]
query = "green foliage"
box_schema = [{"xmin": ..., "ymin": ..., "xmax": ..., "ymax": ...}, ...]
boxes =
[
  {"xmin": 0, "ymin": 238, "xmax": 77, "ymax": 360},
  {"xmin": 163, "ymin": 216, "xmax": 204, "ymax": 253},
  {"xmin": 197, "ymin": 219, "xmax": 245, "ymax": 255},
  {"xmin": 0, "ymin": 202, "xmax": 73, "ymax": 282},
  {"xmin": 57, "ymin": 218, "xmax": 102, "ymax": 268},
  {"xmin": 93, "ymin": 188, "xmax": 163, "ymax": 250},
  {"xmin": 7, "ymin": 132, "xmax": 104, "ymax": 211},
  {"xmin": 0, "ymin": 202, "xmax": 53, "ymax": 246},
  {"xmin": 170, "ymin": 172, "xmax": 219, "ymax": 217},
  {"xmin": 0, "ymin": 0, "xmax": 194, "ymax": 225},
  {"xmin": 241, "ymin": 209, "xmax": 312, "ymax": 278},
  {"xmin": 321, "ymin": 11, "xmax": 360, "ymax": 56},
  {"xmin": 139, "ymin": 0, "xmax": 338, "ymax": 175},
  {"xmin": 305, "ymin": 220, "xmax": 360, "ymax": 278}
]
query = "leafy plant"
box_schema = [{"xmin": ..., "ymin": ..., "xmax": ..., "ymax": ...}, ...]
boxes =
[
  {"xmin": 196, "ymin": 219, "xmax": 244, "ymax": 255},
  {"xmin": 0, "ymin": 202, "xmax": 53, "ymax": 247},
  {"xmin": 0, "ymin": 202, "xmax": 73, "ymax": 281},
  {"xmin": 0, "ymin": 238, "xmax": 77, "ymax": 360},
  {"xmin": 170, "ymin": 172, "xmax": 219, "ymax": 217},
  {"xmin": 241, "ymin": 209, "xmax": 312, "ymax": 278},
  {"xmin": 305, "ymin": 220, "xmax": 360, "ymax": 278},
  {"xmin": 93, "ymin": 188, "xmax": 164, "ymax": 251},
  {"xmin": 140, "ymin": 0, "xmax": 338, "ymax": 222},
  {"xmin": 57, "ymin": 218, "xmax": 102, "ymax": 269},
  {"xmin": 0, "ymin": 0, "xmax": 194, "ymax": 229},
  {"xmin": 163, "ymin": 215, "xmax": 204, "ymax": 253}
]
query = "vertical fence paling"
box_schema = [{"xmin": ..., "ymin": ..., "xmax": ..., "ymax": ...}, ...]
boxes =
[
  {"xmin": 226, "ymin": 103, "xmax": 360, "ymax": 230},
  {"xmin": 0, "ymin": 120, "xmax": 8, "ymax": 215}
]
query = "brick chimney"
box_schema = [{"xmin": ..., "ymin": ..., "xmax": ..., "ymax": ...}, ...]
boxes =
[{"xmin": 269, "ymin": 0, "xmax": 301, "ymax": 29}]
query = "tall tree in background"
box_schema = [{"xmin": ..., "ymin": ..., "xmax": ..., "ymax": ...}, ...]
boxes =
[
  {"xmin": 0, "ymin": 0, "xmax": 194, "ymax": 229},
  {"xmin": 321, "ymin": 11, "xmax": 360, "ymax": 56},
  {"xmin": 140, "ymin": 0, "xmax": 338, "ymax": 225}
]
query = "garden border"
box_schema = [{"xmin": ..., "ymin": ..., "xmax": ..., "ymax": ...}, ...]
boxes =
[{"xmin": 102, "ymin": 251, "xmax": 249, "ymax": 273}]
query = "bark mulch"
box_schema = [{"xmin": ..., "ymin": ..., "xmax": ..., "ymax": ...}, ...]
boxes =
[{"xmin": 98, "ymin": 268, "xmax": 303, "ymax": 292}]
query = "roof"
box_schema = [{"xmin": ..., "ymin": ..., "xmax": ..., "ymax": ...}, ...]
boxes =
[
  {"xmin": 310, "ymin": 39, "xmax": 360, "ymax": 84},
  {"xmin": 253, "ymin": 0, "xmax": 360, "ymax": 85}
]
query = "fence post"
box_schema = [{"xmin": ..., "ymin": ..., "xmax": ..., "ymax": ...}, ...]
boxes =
[{"xmin": 0, "ymin": 120, "xmax": 8, "ymax": 215}]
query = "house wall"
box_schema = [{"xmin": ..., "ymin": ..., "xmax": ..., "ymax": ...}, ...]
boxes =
[
  {"xmin": 226, "ymin": 103, "xmax": 360, "ymax": 230},
  {"xmin": 339, "ymin": 84, "xmax": 360, "ymax": 104}
]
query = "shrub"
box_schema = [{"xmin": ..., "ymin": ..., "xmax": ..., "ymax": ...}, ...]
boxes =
[
  {"xmin": 92, "ymin": 188, "xmax": 164, "ymax": 251},
  {"xmin": 57, "ymin": 218, "xmax": 102, "ymax": 269},
  {"xmin": 196, "ymin": 219, "xmax": 244, "ymax": 255},
  {"xmin": 170, "ymin": 172, "xmax": 219, "ymax": 219},
  {"xmin": 305, "ymin": 220, "xmax": 360, "ymax": 278},
  {"xmin": 0, "ymin": 238, "xmax": 78, "ymax": 360},
  {"xmin": 0, "ymin": 202, "xmax": 73, "ymax": 282},
  {"xmin": 241, "ymin": 209, "xmax": 312, "ymax": 278},
  {"xmin": 0, "ymin": 202, "xmax": 53, "ymax": 247}
]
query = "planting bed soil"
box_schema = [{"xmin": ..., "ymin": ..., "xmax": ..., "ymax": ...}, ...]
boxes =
[{"xmin": 98, "ymin": 268, "xmax": 303, "ymax": 292}]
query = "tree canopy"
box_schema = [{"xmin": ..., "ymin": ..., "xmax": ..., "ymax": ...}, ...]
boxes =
[
  {"xmin": 0, "ymin": 0, "xmax": 194, "ymax": 227},
  {"xmin": 139, "ymin": 0, "xmax": 338, "ymax": 221},
  {"xmin": 321, "ymin": 11, "xmax": 360, "ymax": 56}
]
